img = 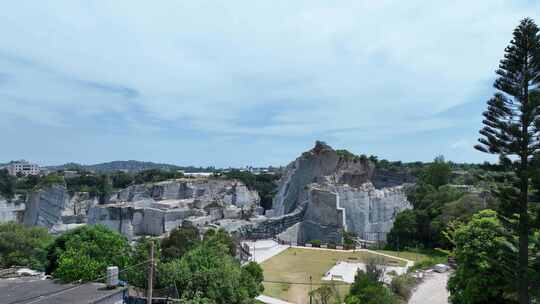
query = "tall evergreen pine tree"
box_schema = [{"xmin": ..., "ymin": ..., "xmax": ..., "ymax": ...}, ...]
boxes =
[{"xmin": 475, "ymin": 18, "xmax": 540, "ymax": 304}]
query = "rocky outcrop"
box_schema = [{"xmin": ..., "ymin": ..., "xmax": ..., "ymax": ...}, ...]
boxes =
[
  {"xmin": 267, "ymin": 141, "xmax": 412, "ymax": 244},
  {"xmin": 4, "ymin": 177, "xmax": 260, "ymax": 238},
  {"xmin": 236, "ymin": 203, "xmax": 306, "ymax": 239},
  {"xmin": 87, "ymin": 178, "xmax": 260, "ymax": 239},
  {"xmin": 111, "ymin": 178, "xmax": 259, "ymax": 209},
  {"xmin": 0, "ymin": 195, "xmax": 25, "ymax": 223},
  {"xmin": 331, "ymin": 183, "xmax": 410, "ymax": 240},
  {"xmin": 23, "ymin": 185, "xmax": 69, "ymax": 229},
  {"xmin": 21, "ymin": 185, "xmax": 91, "ymax": 233},
  {"xmin": 88, "ymin": 203, "xmax": 206, "ymax": 240},
  {"xmin": 300, "ymin": 187, "xmax": 344, "ymax": 243},
  {"xmin": 272, "ymin": 141, "xmax": 373, "ymax": 215}
]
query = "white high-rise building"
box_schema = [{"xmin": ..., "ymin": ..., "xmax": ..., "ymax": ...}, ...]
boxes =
[{"xmin": 5, "ymin": 160, "xmax": 40, "ymax": 176}]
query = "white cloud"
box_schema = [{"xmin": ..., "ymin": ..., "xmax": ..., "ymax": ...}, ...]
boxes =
[{"xmin": 0, "ymin": 0, "xmax": 538, "ymax": 165}]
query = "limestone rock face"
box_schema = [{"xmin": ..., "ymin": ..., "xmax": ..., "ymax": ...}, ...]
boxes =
[
  {"xmin": 87, "ymin": 203, "xmax": 205, "ymax": 240},
  {"xmin": 62, "ymin": 192, "xmax": 97, "ymax": 224},
  {"xmin": 268, "ymin": 141, "xmax": 412, "ymax": 244},
  {"xmin": 8, "ymin": 177, "xmax": 260, "ymax": 239},
  {"xmin": 111, "ymin": 179, "xmax": 259, "ymax": 209},
  {"xmin": 23, "ymin": 185, "xmax": 69, "ymax": 229},
  {"xmin": 328, "ymin": 183, "xmax": 410, "ymax": 240},
  {"xmin": 87, "ymin": 178, "xmax": 260, "ymax": 239},
  {"xmin": 0, "ymin": 195, "xmax": 25, "ymax": 223},
  {"xmin": 273, "ymin": 141, "xmax": 373, "ymax": 215},
  {"xmin": 21, "ymin": 186, "xmax": 91, "ymax": 233}
]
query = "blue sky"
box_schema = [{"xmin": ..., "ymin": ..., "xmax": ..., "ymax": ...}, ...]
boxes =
[{"xmin": 1, "ymin": 1, "xmax": 539, "ymax": 167}]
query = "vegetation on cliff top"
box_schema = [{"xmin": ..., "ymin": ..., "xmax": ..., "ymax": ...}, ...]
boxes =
[{"xmin": 220, "ymin": 170, "xmax": 281, "ymax": 210}]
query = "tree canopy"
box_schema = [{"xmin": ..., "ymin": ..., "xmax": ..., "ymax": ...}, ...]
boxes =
[
  {"xmin": 474, "ymin": 17, "xmax": 540, "ymax": 303},
  {"xmin": 448, "ymin": 210, "xmax": 515, "ymax": 303},
  {"xmin": 0, "ymin": 223, "xmax": 53, "ymax": 271},
  {"xmin": 159, "ymin": 235, "xmax": 263, "ymax": 304},
  {"xmin": 47, "ymin": 225, "xmax": 131, "ymax": 282}
]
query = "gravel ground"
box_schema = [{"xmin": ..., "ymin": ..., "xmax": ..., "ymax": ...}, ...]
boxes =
[{"xmin": 409, "ymin": 271, "xmax": 450, "ymax": 304}]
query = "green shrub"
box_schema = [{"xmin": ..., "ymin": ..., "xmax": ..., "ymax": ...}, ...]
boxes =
[
  {"xmin": 0, "ymin": 169, "xmax": 16, "ymax": 199},
  {"xmin": 310, "ymin": 240, "xmax": 321, "ymax": 247},
  {"xmin": 409, "ymin": 257, "xmax": 440, "ymax": 271},
  {"xmin": 346, "ymin": 268, "xmax": 399, "ymax": 304},
  {"xmin": 163, "ymin": 242, "xmax": 263, "ymax": 304},
  {"xmin": 162, "ymin": 226, "xmax": 200, "ymax": 261},
  {"xmin": 47, "ymin": 225, "xmax": 130, "ymax": 282},
  {"xmin": 390, "ymin": 274, "xmax": 417, "ymax": 300},
  {"xmin": 0, "ymin": 223, "xmax": 53, "ymax": 271}
]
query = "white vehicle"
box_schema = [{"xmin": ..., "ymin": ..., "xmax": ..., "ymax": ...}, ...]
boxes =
[{"xmin": 434, "ymin": 264, "xmax": 450, "ymax": 273}]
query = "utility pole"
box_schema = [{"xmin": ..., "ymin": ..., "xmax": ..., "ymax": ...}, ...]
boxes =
[
  {"xmin": 309, "ymin": 275, "xmax": 313, "ymax": 304},
  {"xmin": 147, "ymin": 240, "xmax": 154, "ymax": 304},
  {"xmin": 253, "ymin": 242, "xmax": 256, "ymax": 262}
]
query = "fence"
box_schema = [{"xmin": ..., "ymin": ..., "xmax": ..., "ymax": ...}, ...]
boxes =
[{"xmin": 270, "ymin": 235, "xmax": 387, "ymax": 250}]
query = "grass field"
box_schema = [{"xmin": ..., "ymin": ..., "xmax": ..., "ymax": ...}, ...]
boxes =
[
  {"xmin": 376, "ymin": 249, "xmax": 449, "ymax": 270},
  {"xmin": 375, "ymin": 250, "xmax": 431, "ymax": 262},
  {"xmin": 259, "ymin": 248, "xmax": 404, "ymax": 304}
]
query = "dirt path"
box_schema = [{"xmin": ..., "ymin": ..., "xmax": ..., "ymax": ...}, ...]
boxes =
[{"xmin": 409, "ymin": 271, "xmax": 450, "ymax": 304}]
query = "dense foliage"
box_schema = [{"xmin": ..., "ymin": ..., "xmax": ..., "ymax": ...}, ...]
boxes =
[
  {"xmin": 387, "ymin": 157, "xmax": 470, "ymax": 249},
  {"xmin": 421, "ymin": 155, "xmax": 452, "ymax": 189},
  {"xmin": 0, "ymin": 169, "xmax": 16, "ymax": 199},
  {"xmin": 473, "ymin": 18, "xmax": 540, "ymax": 303},
  {"xmin": 161, "ymin": 226, "xmax": 201, "ymax": 261},
  {"xmin": 203, "ymin": 228, "xmax": 237, "ymax": 256},
  {"xmin": 0, "ymin": 223, "xmax": 53, "ymax": 271},
  {"xmin": 160, "ymin": 241, "xmax": 263, "ymax": 304},
  {"xmin": 448, "ymin": 210, "xmax": 515, "ymax": 303},
  {"xmin": 345, "ymin": 259, "xmax": 399, "ymax": 304},
  {"xmin": 336, "ymin": 149, "xmax": 369, "ymax": 162},
  {"xmin": 133, "ymin": 169, "xmax": 184, "ymax": 184},
  {"xmin": 125, "ymin": 227, "xmax": 262, "ymax": 303},
  {"xmin": 123, "ymin": 237, "xmax": 162, "ymax": 289},
  {"xmin": 46, "ymin": 225, "xmax": 131, "ymax": 282},
  {"xmin": 66, "ymin": 173, "xmax": 112, "ymax": 203},
  {"xmin": 389, "ymin": 273, "xmax": 416, "ymax": 301}
]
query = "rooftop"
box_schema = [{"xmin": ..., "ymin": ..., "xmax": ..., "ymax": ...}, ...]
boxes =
[{"xmin": 0, "ymin": 276, "xmax": 125, "ymax": 304}]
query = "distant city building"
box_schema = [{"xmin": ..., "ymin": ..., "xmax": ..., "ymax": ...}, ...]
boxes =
[
  {"xmin": 5, "ymin": 160, "xmax": 40, "ymax": 176},
  {"xmin": 63, "ymin": 170, "xmax": 80, "ymax": 179},
  {"xmin": 184, "ymin": 172, "xmax": 214, "ymax": 177}
]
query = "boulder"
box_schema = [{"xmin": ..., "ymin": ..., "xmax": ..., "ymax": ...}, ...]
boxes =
[{"xmin": 223, "ymin": 205, "xmax": 242, "ymax": 219}]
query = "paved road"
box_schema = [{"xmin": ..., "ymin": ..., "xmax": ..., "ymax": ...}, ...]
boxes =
[
  {"xmin": 409, "ymin": 271, "xmax": 450, "ymax": 304},
  {"xmin": 256, "ymin": 294, "xmax": 293, "ymax": 304},
  {"xmin": 242, "ymin": 240, "xmax": 289, "ymax": 263}
]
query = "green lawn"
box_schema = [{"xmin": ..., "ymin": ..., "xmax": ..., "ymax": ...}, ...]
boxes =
[
  {"xmin": 376, "ymin": 249, "xmax": 449, "ymax": 271},
  {"xmin": 375, "ymin": 250, "xmax": 431, "ymax": 262},
  {"xmin": 260, "ymin": 248, "xmax": 404, "ymax": 304}
]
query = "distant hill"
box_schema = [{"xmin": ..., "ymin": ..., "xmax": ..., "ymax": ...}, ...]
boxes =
[{"xmin": 46, "ymin": 160, "xmax": 216, "ymax": 173}]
